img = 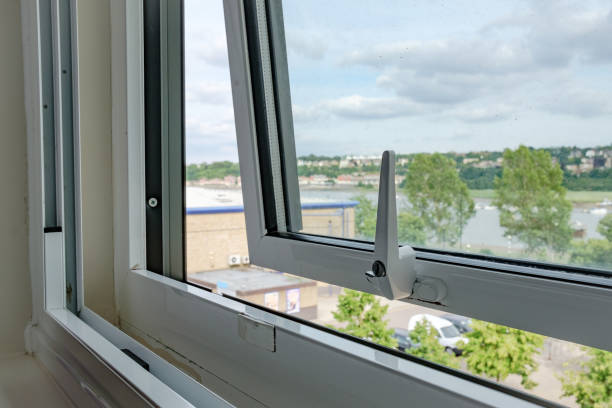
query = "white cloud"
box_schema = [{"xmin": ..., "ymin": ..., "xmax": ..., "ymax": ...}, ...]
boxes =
[
  {"xmin": 293, "ymin": 95, "xmax": 426, "ymax": 122},
  {"xmin": 185, "ymin": 81, "xmax": 232, "ymax": 104},
  {"xmin": 287, "ymin": 30, "xmax": 328, "ymax": 60},
  {"xmin": 444, "ymin": 104, "xmax": 516, "ymax": 123},
  {"xmin": 541, "ymin": 87, "xmax": 612, "ymax": 118},
  {"xmin": 338, "ymin": 3, "xmax": 612, "ymax": 113}
]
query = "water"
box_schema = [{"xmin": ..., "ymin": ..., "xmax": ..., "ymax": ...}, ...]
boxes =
[
  {"xmin": 187, "ymin": 186, "xmax": 608, "ymax": 251},
  {"xmin": 299, "ymin": 188, "xmax": 606, "ymax": 250}
]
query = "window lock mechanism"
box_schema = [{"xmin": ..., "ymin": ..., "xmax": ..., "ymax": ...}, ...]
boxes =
[{"xmin": 365, "ymin": 151, "xmax": 418, "ymax": 300}]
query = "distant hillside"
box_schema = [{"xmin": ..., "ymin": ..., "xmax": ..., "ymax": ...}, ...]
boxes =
[{"xmin": 186, "ymin": 145, "xmax": 612, "ymax": 191}]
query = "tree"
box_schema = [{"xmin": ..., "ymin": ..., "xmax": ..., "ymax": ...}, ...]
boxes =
[
  {"xmin": 570, "ymin": 239, "xmax": 612, "ymax": 269},
  {"xmin": 404, "ymin": 153, "xmax": 475, "ymax": 248},
  {"xmin": 494, "ymin": 146, "xmax": 572, "ymax": 257},
  {"xmin": 330, "ymin": 289, "xmax": 397, "ymax": 348},
  {"xmin": 353, "ymin": 195, "xmax": 377, "ymax": 240},
  {"xmin": 462, "ymin": 320, "xmax": 544, "ymax": 389},
  {"xmin": 406, "ymin": 321, "xmax": 459, "ymax": 368},
  {"xmin": 597, "ymin": 214, "xmax": 612, "ymax": 242},
  {"xmin": 398, "ymin": 212, "xmax": 426, "ymax": 245},
  {"xmin": 353, "ymin": 195, "xmax": 426, "ymax": 245},
  {"xmin": 561, "ymin": 347, "xmax": 612, "ymax": 408}
]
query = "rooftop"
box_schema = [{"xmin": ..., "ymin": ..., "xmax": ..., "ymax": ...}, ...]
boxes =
[{"xmin": 189, "ymin": 267, "xmax": 316, "ymax": 295}]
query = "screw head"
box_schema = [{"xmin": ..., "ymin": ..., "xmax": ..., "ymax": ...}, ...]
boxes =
[
  {"xmin": 148, "ymin": 197, "xmax": 158, "ymax": 208},
  {"xmin": 371, "ymin": 260, "xmax": 386, "ymax": 277}
]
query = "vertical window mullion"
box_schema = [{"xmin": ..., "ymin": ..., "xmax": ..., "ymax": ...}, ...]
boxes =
[
  {"xmin": 40, "ymin": 0, "xmax": 79, "ymax": 312},
  {"xmin": 244, "ymin": 0, "xmax": 287, "ymax": 233},
  {"xmin": 243, "ymin": 0, "xmax": 303, "ymax": 234},
  {"xmin": 56, "ymin": 0, "xmax": 78, "ymax": 312},
  {"xmin": 165, "ymin": 0, "xmax": 185, "ymax": 281},
  {"xmin": 144, "ymin": 0, "xmax": 185, "ymax": 279},
  {"xmin": 265, "ymin": 0, "xmax": 302, "ymax": 233},
  {"xmin": 40, "ymin": 0, "xmax": 58, "ymax": 230},
  {"xmin": 144, "ymin": 0, "xmax": 164, "ymax": 274}
]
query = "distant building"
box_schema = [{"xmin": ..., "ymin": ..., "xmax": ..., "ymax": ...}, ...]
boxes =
[
  {"xmin": 185, "ymin": 201, "xmax": 357, "ymax": 274},
  {"xmin": 189, "ymin": 268, "xmax": 319, "ymax": 319},
  {"xmin": 565, "ymin": 164, "xmax": 580, "ymax": 174},
  {"xmin": 473, "ymin": 160, "xmax": 499, "ymax": 169},
  {"xmin": 594, "ymin": 156, "xmax": 607, "ymax": 169},
  {"xmin": 580, "ymin": 157, "xmax": 594, "ymax": 173}
]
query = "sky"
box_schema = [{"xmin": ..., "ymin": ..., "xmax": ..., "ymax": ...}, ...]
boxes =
[{"xmin": 184, "ymin": 0, "xmax": 612, "ymax": 164}]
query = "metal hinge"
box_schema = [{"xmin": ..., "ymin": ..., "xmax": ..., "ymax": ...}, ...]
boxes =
[{"xmin": 66, "ymin": 283, "xmax": 72, "ymax": 304}]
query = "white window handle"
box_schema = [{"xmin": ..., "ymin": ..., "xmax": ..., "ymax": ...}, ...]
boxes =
[{"xmin": 365, "ymin": 150, "xmax": 418, "ymax": 300}]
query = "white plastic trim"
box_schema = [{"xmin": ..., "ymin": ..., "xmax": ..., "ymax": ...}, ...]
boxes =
[{"xmin": 118, "ymin": 268, "xmax": 545, "ymax": 408}]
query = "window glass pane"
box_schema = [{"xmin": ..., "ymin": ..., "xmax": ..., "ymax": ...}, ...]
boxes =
[
  {"xmin": 280, "ymin": 0, "xmax": 612, "ymax": 273},
  {"xmin": 184, "ymin": 4, "xmax": 610, "ymax": 406},
  {"xmin": 183, "ymin": 0, "xmax": 248, "ymax": 276}
]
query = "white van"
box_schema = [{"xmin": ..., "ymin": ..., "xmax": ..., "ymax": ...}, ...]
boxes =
[{"xmin": 407, "ymin": 314, "xmax": 468, "ymax": 356}]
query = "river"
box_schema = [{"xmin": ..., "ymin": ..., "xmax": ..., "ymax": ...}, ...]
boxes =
[{"xmin": 187, "ymin": 186, "xmax": 609, "ymax": 251}]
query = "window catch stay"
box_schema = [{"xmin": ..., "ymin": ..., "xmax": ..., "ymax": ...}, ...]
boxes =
[{"xmin": 365, "ymin": 151, "xmax": 418, "ymax": 300}]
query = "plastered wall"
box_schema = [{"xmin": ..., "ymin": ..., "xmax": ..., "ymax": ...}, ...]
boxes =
[
  {"xmin": 0, "ymin": 0, "xmax": 31, "ymax": 355},
  {"xmin": 77, "ymin": 0, "xmax": 116, "ymax": 324}
]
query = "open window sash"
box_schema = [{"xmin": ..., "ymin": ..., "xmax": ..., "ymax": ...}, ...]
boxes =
[{"xmin": 225, "ymin": 0, "xmax": 612, "ymax": 353}]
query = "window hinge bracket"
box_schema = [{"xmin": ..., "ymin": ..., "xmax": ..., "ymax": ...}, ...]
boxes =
[{"xmin": 411, "ymin": 277, "xmax": 448, "ymax": 304}]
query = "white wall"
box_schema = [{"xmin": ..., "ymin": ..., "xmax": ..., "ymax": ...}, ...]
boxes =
[
  {"xmin": 77, "ymin": 0, "xmax": 116, "ymax": 324},
  {"xmin": 0, "ymin": 0, "xmax": 31, "ymax": 355}
]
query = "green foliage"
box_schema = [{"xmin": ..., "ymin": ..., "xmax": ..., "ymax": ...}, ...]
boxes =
[
  {"xmin": 353, "ymin": 195, "xmax": 426, "ymax": 245},
  {"xmin": 406, "ymin": 321, "xmax": 459, "ymax": 368},
  {"xmin": 563, "ymin": 169, "xmax": 612, "ymax": 191},
  {"xmin": 561, "ymin": 347, "xmax": 612, "ymax": 408},
  {"xmin": 598, "ymin": 215, "xmax": 612, "ymax": 242},
  {"xmin": 459, "ymin": 166, "xmax": 502, "ymax": 190},
  {"xmin": 404, "ymin": 153, "xmax": 475, "ymax": 247},
  {"xmin": 398, "ymin": 212, "xmax": 426, "ymax": 245},
  {"xmin": 330, "ymin": 289, "xmax": 397, "ymax": 348},
  {"xmin": 185, "ymin": 161, "xmax": 240, "ymax": 181},
  {"xmin": 353, "ymin": 195, "xmax": 377, "ymax": 239},
  {"xmin": 494, "ymin": 146, "xmax": 572, "ymax": 256},
  {"xmin": 462, "ymin": 320, "xmax": 544, "ymax": 389},
  {"xmin": 570, "ymin": 239, "xmax": 612, "ymax": 269}
]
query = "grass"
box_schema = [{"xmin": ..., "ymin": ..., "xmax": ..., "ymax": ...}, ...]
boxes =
[{"xmin": 469, "ymin": 189, "xmax": 612, "ymax": 204}]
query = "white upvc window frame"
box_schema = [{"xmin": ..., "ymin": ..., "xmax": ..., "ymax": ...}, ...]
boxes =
[
  {"xmin": 228, "ymin": 0, "xmax": 612, "ymax": 352},
  {"xmin": 24, "ymin": 0, "xmax": 608, "ymax": 407},
  {"xmin": 23, "ymin": 0, "xmax": 229, "ymax": 406}
]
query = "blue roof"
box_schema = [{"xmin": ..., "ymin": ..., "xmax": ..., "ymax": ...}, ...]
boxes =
[{"xmin": 186, "ymin": 201, "xmax": 359, "ymax": 215}]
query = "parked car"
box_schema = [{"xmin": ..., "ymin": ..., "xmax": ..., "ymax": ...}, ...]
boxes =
[
  {"xmin": 407, "ymin": 314, "xmax": 467, "ymax": 356},
  {"xmin": 392, "ymin": 328, "xmax": 416, "ymax": 352},
  {"xmin": 441, "ymin": 314, "xmax": 473, "ymax": 334}
]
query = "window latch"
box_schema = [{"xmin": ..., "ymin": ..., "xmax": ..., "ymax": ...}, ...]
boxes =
[{"xmin": 365, "ymin": 150, "xmax": 417, "ymax": 300}]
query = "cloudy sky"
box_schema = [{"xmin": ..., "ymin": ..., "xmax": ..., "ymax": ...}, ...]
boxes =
[{"xmin": 184, "ymin": 0, "xmax": 612, "ymax": 164}]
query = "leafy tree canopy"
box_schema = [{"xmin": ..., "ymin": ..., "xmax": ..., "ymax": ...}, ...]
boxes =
[
  {"xmin": 353, "ymin": 195, "xmax": 377, "ymax": 240},
  {"xmin": 494, "ymin": 145, "xmax": 572, "ymax": 256},
  {"xmin": 185, "ymin": 161, "xmax": 240, "ymax": 181},
  {"xmin": 597, "ymin": 214, "xmax": 612, "ymax": 242},
  {"xmin": 570, "ymin": 239, "xmax": 612, "ymax": 269},
  {"xmin": 404, "ymin": 153, "xmax": 475, "ymax": 247},
  {"xmin": 462, "ymin": 319, "xmax": 544, "ymax": 389},
  {"xmin": 561, "ymin": 347, "xmax": 612, "ymax": 408},
  {"xmin": 398, "ymin": 212, "xmax": 426, "ymax": 246},
  {"xmin": 353, "ymin": 195, "xmax": 426, "ymax": 245},
  {"xmin": 407, "ymin": 321, "xmax": 460, "ymax": 369},
  {"xmin": 330, "ymin": 289, "xmax": 397, "ymax": 348}
]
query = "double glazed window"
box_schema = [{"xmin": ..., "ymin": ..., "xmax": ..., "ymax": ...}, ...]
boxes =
[{"xmin": 153, "ymin": 0, "xmax": 612, "ymax": 406}]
